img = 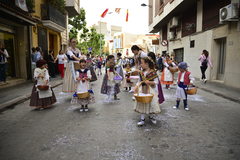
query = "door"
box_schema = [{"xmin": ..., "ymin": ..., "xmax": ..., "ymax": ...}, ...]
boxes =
[
  {"xmin": 174, "ymin": 48, "xmax": 184, "ymax": 63},
  {"xmin": 38, "ymin": 27, "xmax": 48, "ymax": 59},
  {"xmin": 216, "ymin": 38, "xmax": 226, "ymax": 80}
]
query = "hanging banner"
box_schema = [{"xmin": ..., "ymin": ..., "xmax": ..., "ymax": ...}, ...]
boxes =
[{"xmin": 15, "ymin": 0, "xmax": 28, "ymax": 12}]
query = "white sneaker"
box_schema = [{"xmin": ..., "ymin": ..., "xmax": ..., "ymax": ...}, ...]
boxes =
[
  {"xmin": 129, "ymin": 89, "xmax": 134, "ymax": 93},
  {"xmin": 149, "ymin": 117, "xmax": 157, "ymax": 124},
  {"xmin": 184, "ymin": 107, "xmax": 189, "ymax": 111},
  {"xmin": 84, "ymin": 108, "xmax": 89, "ymax": 112},
  {"xmin": 204, "ymin": 79, "xmax": 207, "ymax": 83},
  {"xmin": 79, "ymin": 108, "xmax": 84, "ymax": 112},
  {"xmin": 132, "ymin": 96, "xmax": 136, "ymax": 101},
  {"xmin": 173, "ymin": 106, "xmax": 178, "ymax": 109},
  {"xmin": 137, "ymin": 119, "xmax": 145, "ymax": 126}
]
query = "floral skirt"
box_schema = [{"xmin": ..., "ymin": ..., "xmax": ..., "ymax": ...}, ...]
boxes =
[
  {"xmin": 101, "ymin": 74, "xmax": 120, "ymax": 95},
  {"xmin": 71, "ymin": 93, "xmax": 95, "ymax": 105}
]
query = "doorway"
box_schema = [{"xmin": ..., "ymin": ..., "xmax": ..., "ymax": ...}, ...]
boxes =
[
  {"xmin": 216, "ymin": 38, "xmax": 226, "ymax": 80},
  {"xmin": 0, "ymin": 32, "xmax": 16, "ymax": 78}
]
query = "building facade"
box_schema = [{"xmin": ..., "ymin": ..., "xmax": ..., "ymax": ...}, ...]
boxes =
[
  {"xmin": 0, "ymin": 0, "xmax": 80, "ymax": 82},
  {"xmin": 0, "ymin": 0, "xmax": 37, "ymax": 80},
  {"xmin": 149, "ymin": 0, "xmax": 240, "ymax": 88}
]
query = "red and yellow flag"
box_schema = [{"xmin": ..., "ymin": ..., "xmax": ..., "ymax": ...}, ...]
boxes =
[
  {"xmin": 126, "ymin": 9, "xmax": 129, "ymax": 22},
  {"xmin": 101, "ymin": 9, "xmax": 109, "ymax": 18}
]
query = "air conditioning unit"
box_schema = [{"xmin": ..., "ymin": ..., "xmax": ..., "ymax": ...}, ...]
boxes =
[
  {"xmin": 168, "ymin": 31, "xmax": 175, "ymax": 40},
  {"xmin": 169, "ymin": 17, "xmax": 178, "ymax": 28},
  {"xmin": 219, "ymin": 3, "xmax": 239, "ymax": 23}
]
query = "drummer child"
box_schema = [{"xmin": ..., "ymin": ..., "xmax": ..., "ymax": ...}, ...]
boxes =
[{"xmin": 173, "ymin": 62, "xmax": 194, "ymax": 111}]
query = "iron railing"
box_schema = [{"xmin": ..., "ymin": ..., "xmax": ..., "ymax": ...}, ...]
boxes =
[{"xmin": 41, "ymin": 4, "xmax": 66, "ymax": 28}]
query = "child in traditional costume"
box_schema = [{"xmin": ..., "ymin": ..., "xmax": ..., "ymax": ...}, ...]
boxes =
[
  {"xmin": 134, "ymin": 57, "xmax": 164, "ymax": 126},
  {"xmin": 30, "ymin": 60, "xmax": 56, "ymax": 109},
  {"xmin": 101, "ymin": 55, "xmax": 121, "ymax": 101},
  {"xmin": 173, "ymin": 62, "xmax": 194, "ymax": 111},
  {"xmin": 71, "ymin": 59, "xmax": 95, "ymax": 112},
  {"xmin": 161, "ymin": 55, "xmax": 177, "ymax": 89},
  {"xmin": 122, "ymin": 63, "xmax": 133, "ymax": 91}
]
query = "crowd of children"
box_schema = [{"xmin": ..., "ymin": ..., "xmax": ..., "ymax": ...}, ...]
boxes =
[{"xmin": 29, "ymin": 43, "xmax": 196, "ymax": 127}]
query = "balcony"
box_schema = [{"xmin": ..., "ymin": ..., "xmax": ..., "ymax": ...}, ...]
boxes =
[
  {"xmin": 65, "ymin": 0, "xmax": 80, "ymax": 17},
  {"xmin": 41, "ymin": 4, "xmax": 66, "ymax": 32}
]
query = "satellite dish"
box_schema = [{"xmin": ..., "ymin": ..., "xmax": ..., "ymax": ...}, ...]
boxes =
[{"xmin": 220, "ymin": 8, "xmax": 228, "ymax": 20}]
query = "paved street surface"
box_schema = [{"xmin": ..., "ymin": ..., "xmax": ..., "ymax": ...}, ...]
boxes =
[{"xmin": 0, "ymin": 77, "xmax": 240, "ymax": 160}]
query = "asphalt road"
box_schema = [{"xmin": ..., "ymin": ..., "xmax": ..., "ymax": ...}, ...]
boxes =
[{"xmin": 0, "ymin": 76, "xmax": 240, "ymax": 160}]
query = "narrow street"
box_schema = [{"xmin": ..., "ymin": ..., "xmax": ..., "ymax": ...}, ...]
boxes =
[{"xmin": 0, "ymin": 77, "xmax": 239, "ymax": 160}]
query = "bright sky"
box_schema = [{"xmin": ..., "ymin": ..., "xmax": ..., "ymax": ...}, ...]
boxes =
[{"xmin": 80, "ymin": 0, "xmax": 149, "ymax": 34}]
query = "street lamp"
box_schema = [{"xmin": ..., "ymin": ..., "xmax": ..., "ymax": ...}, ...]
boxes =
[{"xmin": 141, "ymin": 3, "xmax": 152, "ymax": 8}]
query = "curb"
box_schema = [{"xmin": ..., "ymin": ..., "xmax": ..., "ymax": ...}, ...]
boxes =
[
  {"xmin": 0, "ymin": 82, "xmax": 63, "ymax": 112},
  {"xmin": 198, "ymin": 86, "xmax": 240, "ymax": 104}
]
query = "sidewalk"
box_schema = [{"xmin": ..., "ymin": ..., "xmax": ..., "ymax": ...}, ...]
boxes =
[
  {"xmin": 195, "ymin": 79, "xmax": 240, "ymax": 104},
  {"xmin": 0, "ymin": 77, "xmax": 63, "ymax": 111}
]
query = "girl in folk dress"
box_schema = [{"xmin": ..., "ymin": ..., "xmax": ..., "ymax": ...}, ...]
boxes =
[
  {"xmin": 30, "ymin": 60, "xmax": 56, "ymax": 109},
  {"xmin": 101, "ymin": 55, "xmax": 121, "ymax": 100},
  {"xmin": 161, "ymin": 55, "xmax": 177, "ymax": 89},
  {"xmin": 173, "ymin": 62, "xmax": 194, "ymax": 111},
  {"xmin": 134, "ymin": 57, "xmax": 165, "ymax": 126},
  {"xmin": 71, "ymin": 59, "xmax": 95, "ymax": 112},
  {"xmin": 115, "ymin": 53, "xmax": 124, "ymax": 78},
  {"xmin": 62, "ymin": 38, "xmax": 81, "ymax": 93},
  {"xmin": 122, "ymin": 63, "xmax": 133, "ymax": 91}
]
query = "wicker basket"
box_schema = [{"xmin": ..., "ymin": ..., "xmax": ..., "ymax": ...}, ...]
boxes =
[
  {"xmin": 134, "ymin": 82, "xmax": 154, "ymax": 103},
  {"xmin": 169, "ymin": 67, "xmax": 178, "ymax": 73},
  {"xmin": 131, "ymin": 71, "xmax": 139, "ymax": 76},
  {"xmin": 129, "ymin": 76, "xmax": 139, "ymax": 83},
  {"xmin": 186, "ymin": 87, "xmax": 197, "ymax": 95},
  {"xmin": 37, "ymin": 85, "xmax": 49, "ymax": 91},
  {"xmin": 77, "ymin": 92, "xmax": 90, "ymax": 99}
]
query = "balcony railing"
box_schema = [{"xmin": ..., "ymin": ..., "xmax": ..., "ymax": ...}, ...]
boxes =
[{"xmin": 41, "ymin": 4, "xmax": 66, "ymax": 28}]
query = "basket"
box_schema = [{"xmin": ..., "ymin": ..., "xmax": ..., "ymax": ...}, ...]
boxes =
[
  {"xmin": 169, "ymin": 67, "xmax": 178, "ymax": 73},
  {"xmin": 37, "ymin": 85, "xmax": 49, "ymax": 91},
  {"xmin": 129, "ymin": 76, "xmax": 139, "ymax": 83},
  {"xmin": 130, "ymin": 71, "xmax": 139, "ymax": 76},
  {"xmin": 77, "ymin": 92, "xmax": 90, "ymax": 99},
  {"xmin": 186, "ymin": 87, "xmax": 197, "ymax": 95},
  {"xmin": 134, "ymin": 82, "xmax": 154, "ymax": 103},
  {"xmin": 74, "ymin": 62, "xmax": 80, "ymax": 70},
  {"xmin": 114, "ymin": 74, "xmax": 123, "ymax": 84}
]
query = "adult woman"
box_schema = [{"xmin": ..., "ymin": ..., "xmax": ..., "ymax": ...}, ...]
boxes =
[
  {"xmin": 198, "ymin": 50, "xmax": 213, "ymax": 83},
  {"xmin": 54, "ymin": 49, "xmax": 67, "ymax": 78},
  {"xmin": 62, "ymin": 38, "xmax": 81, "ymax": 92},
  {"xmin": 47, "ymin": 50, "xmax": 56, "ymax": 78},
  {"xmin": 131, "ymin": 45, "xmax": 148, "ymax": 69},
  {"xmin": 161, "ymin": 55, "xmax": 177, "ymax": 89}
]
